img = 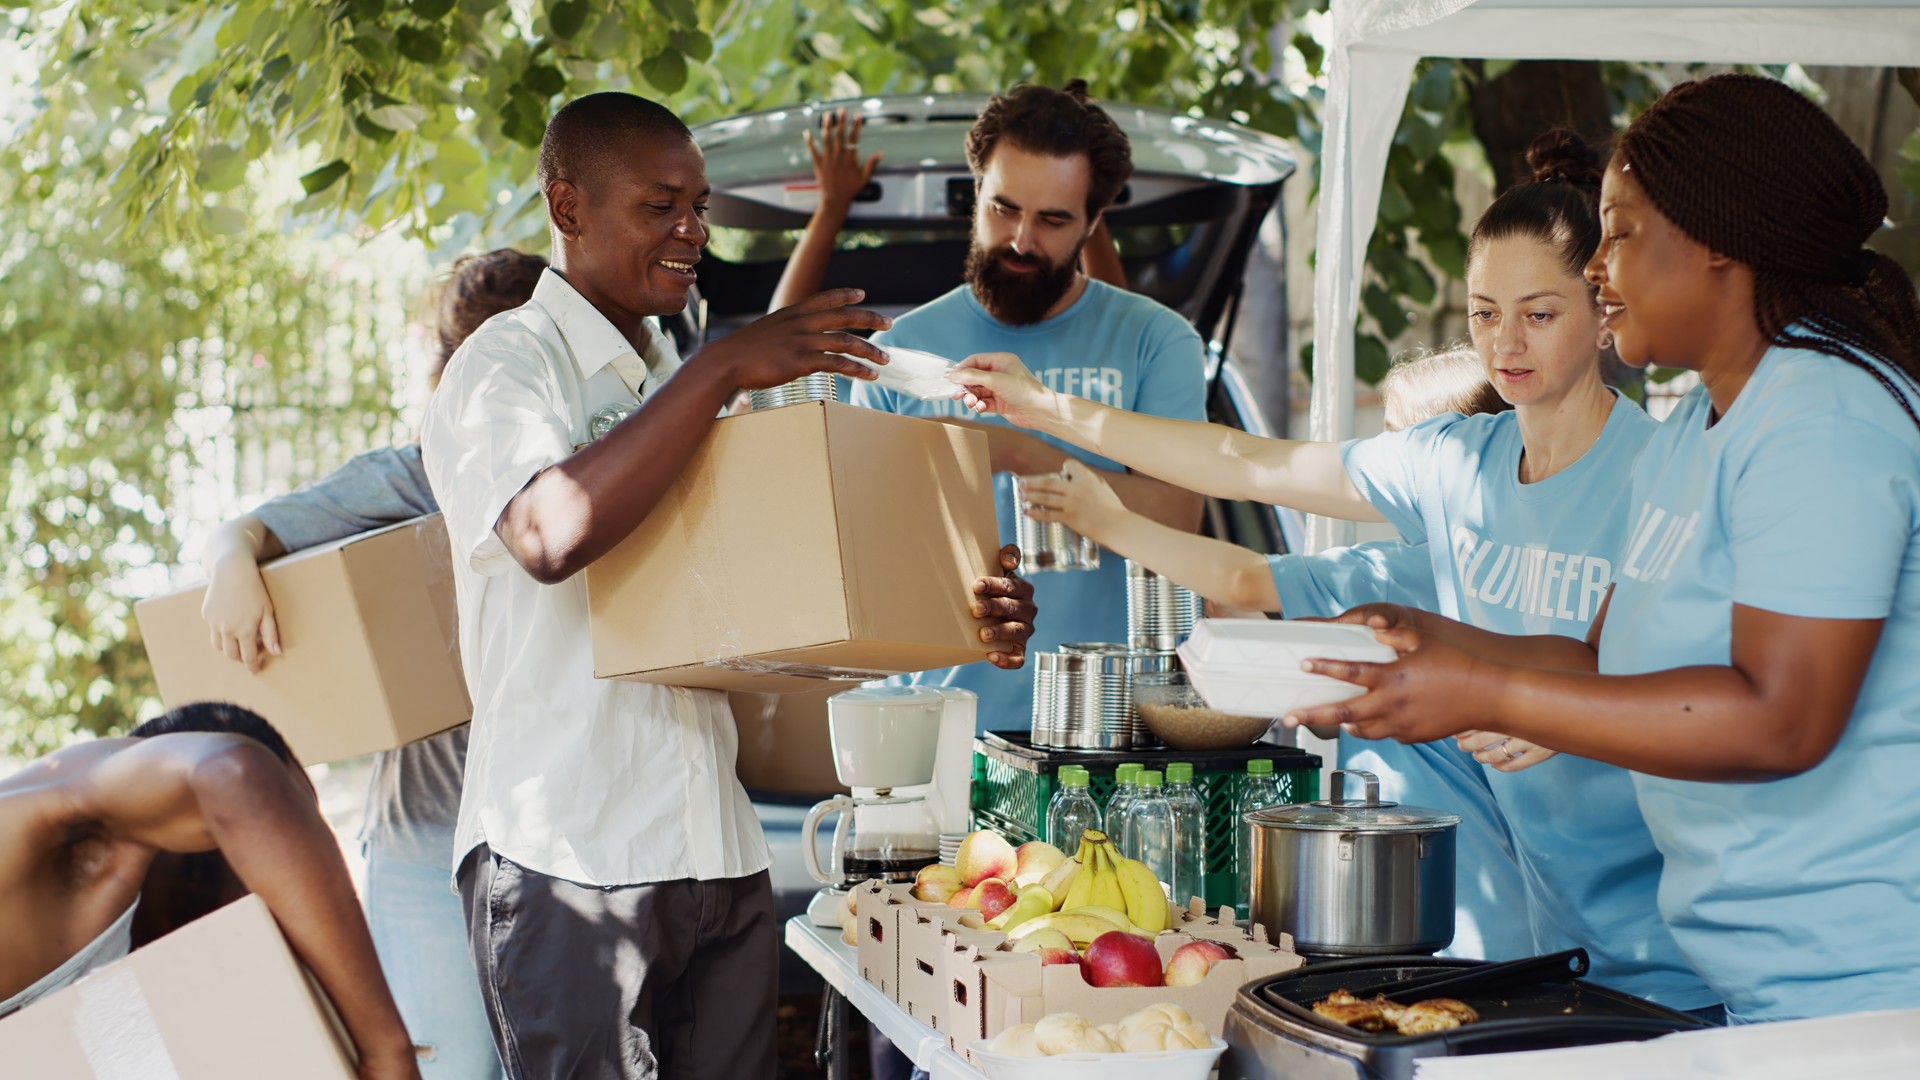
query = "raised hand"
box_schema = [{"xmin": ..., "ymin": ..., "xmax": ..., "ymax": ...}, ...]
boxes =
[{"xmin": 805, "ymin": 108, "xmax": 882, "ymax": 220}]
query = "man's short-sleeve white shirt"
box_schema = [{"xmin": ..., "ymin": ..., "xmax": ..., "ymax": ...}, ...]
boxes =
[{"xmin": 421, "ymin": 269, "xmax": 768, "ymax": 886}]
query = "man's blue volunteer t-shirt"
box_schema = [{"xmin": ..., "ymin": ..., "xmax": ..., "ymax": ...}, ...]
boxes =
[
  {"xmin": 1601, "ymin": 343, "xmax": 1920, "ymax": 1022},
  {"xmin": 1340, "ymin": 393, "xmax": 1716, "ymax": 1009},
  {"xmin": 852, "ymin": 280, "xmax": 1206, "ymax": 733},
  {"xmin": 1270, "ymin": 539, "xmax": 1538, "ymax": 961}
]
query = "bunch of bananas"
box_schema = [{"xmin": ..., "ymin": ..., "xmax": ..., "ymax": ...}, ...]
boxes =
[{"xmin": 989, "ymin": 829, "xmax": 1170, "ymax": 943}]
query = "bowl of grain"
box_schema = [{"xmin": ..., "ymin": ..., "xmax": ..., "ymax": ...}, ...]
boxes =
[{"xmin": 1132, "ymin": 673, "xmax": 1273, "ymax": 750}]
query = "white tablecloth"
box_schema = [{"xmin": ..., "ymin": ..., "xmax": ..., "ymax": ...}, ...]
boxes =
[{"xmin": 785, "ymin": 916, "xmax": 988, "ymax": 1080}]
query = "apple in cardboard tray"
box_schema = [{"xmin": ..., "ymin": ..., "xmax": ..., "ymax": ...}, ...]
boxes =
[
  {"xmin": 1163, "ymin": 939, "xmax": 1236, "ymax": 987},
  {"xmin": 1083, "ymin": 929, "xmax": 1164, "ymax": 988},
  {"xmin": 955, "ymin": 830, "xmax": 1017, "ymax": 887}
]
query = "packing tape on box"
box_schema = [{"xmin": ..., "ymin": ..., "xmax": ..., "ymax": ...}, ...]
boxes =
[
  {"xmin": 701, "ymin": 657, "xmax": 896, "ymax": 681},
  {"xmin": 72, "ymin": 967, "xmax": 181, "ymax": 1080}
]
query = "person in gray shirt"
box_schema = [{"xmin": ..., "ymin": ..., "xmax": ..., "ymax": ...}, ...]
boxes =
[{"xmin": 198, "ymin": 249, "xmax": 546, "ymax": 1079}]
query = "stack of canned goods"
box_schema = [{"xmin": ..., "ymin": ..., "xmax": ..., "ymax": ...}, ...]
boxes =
[
  {"xmin": 1126, "ymin": 559, "xmax": 1204, "ymax": 651},
  {"xmin": 1031, "ymin": 643, "xmax": 1189, "ymax": 750},
  {"xmin": 1030, "ymin": 643, "xmax": 1133, "ymax": 749},
  {"xmin": 749, "ymin": 372, "xmax": 839, "ymax": 411}
]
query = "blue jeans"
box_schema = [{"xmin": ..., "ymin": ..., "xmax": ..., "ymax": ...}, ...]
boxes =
[{"xmin": 366, "ymin": 843, "xmax": 507, "ymax": 1079}]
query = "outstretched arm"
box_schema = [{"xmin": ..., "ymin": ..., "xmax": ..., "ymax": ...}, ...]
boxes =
[
  {"xmin": 1017, "ymin": 463, "xmax": 1275, "ymax": 609},
  {"xmin": 950, "ymin": 353, "xmax": 1382, "ymax": 521},
  {"xmin": 68, "ymin": 735, "xmax": 417, "ymax": 1079}
]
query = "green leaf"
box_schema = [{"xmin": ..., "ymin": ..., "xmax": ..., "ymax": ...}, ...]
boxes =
[
  {"xmin": 1377, "ymin": 175, "xmax": 1412, "ymax": 225},
  {"xmin": 522, "ymin": 62, "xmax": 565, "ymax": 97},
  {"xmin": 1482, "ymin": 58, "xmax": 1517, "ymax": 82},
  {"xmin": 202, "ymin": 204, "xmax": 251, "ymax": 234},
  {"xmin": 299, "ymin": 159, "xmax": 351, "ymax": 195},
  {"xmin": 1362, "ymin": 283, "xmax": 1406, "ymax": 336},
  {"xmin": 410, "ymin": 0, "xmax": 456, "ymax": 19},
  {"xmin": 1291, "ymin": 31, "xmax": 1323, "ymax": 79},
  {"xmin": 649, "ymin": 0, "xmax": 698, "ymax": 26},
  {"xmin": 1422, "ymin": 230, "xmax": 1468, "ymax": 281},
  {"xmin": 367, "ymin": 102, "xmax": 428, "ymax": 131},
  {"xmin": 673, "ymin": 29, "xmax": 712, "ymax": 63},
  {"xmin": 194, "ymin": 145, "xmax": 249, "ymax": 192},
  {"xmin": 549, "ymin": 0, "xmax": 588, "ymax": 39},
  {"xmin": 640, "ymin": 49, "xmax": 688, "ymax": 94},
  {"xmin": 1355, "ymin": 334, "xmax": 1391, "ymax": 385},
  {"xmin": 395, "ymin": 25, "xmax": 444, "ymax": 64},
  {"xmin": 1411, "ymin": 61, "xmax": 1453, "ymax": 114},
  {"xmin": 1900, "ymin": 158, "xmax": 1920, "ymax": 202},
  {"xmin": 354, "ymin": 112, "xmax": 397, "ymax": 142}
]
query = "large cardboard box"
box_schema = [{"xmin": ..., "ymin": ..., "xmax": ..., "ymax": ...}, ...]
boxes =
[
  {"xmin": 136, "ymin": 515, "xmax": 469, "ymax": 765},
  {"xmin": 588, "ymin": 402, "xmax": 1001, "ymax": 693},
  {"xmin": 0, "ymin": 895, "xmax": 357, "ymax": 1078}
]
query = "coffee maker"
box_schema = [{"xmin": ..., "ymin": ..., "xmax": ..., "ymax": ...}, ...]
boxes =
[{"xmin": 803, "ymin": 685, "xmax": 975, "ymax": 926}]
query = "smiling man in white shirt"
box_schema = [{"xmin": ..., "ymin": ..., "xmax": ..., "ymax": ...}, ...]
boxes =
[{"xmin": 421, "ymin": 93, "xmax": 1038, "ymax": 1080}]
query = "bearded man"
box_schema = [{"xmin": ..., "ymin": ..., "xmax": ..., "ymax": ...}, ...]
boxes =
[{"xmin": 850, "ymin": 79, "xmax": 1206, "ymax": 733}]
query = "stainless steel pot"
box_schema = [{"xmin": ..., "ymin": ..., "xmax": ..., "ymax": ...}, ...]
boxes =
[{"xmin": 1247, "ymin": 770, "xmax": 1459, "ymax": 957}]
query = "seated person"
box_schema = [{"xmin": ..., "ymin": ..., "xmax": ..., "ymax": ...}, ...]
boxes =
[{"xmin": 0, "ymin": 703, "xmax": 419, "ymax": 1080}]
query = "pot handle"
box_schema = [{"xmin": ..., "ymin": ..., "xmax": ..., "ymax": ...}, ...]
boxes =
[{"xmin": 1328, "ymin": 769, "xmax": 1381, "ymax": 807}]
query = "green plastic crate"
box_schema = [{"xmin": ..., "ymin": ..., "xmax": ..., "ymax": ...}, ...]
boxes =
[{"xmin": 970, "ymin": 731, "xmax": 1321, "ymax": 910}]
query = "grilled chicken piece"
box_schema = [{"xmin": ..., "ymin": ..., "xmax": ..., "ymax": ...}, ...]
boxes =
[
  {"xmin": 1311, "ymin": 990, "xmax": 1390, "ymax": 1032},
  {"xmin": 1393, "ymin": 998, "xmax": 1481, "ymax": 1035}
]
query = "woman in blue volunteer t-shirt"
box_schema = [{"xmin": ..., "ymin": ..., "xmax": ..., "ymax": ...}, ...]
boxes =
[
  {"xmin": 1289, "ymin": 75, "xmax": 1920, "ymax": 1024},
  {"xmin": 949, "ymin": 130, "xmax": 1717, "ymax": 1014}
]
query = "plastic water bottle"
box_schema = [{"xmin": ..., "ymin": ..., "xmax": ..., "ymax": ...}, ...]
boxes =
[
  {"xmin": 1164, "ymin": 762, "xmax": 1208, "ymax": 912},
  {"xmin": 1127, "ymin": 771, "xmax": 1175, "ymax": 890},
  {"xmin": 1108, "ymin": 762, "xmax": 1143, "ymax": 857},
  {"xmin": 1234, "ymin": 759, "xmax": 1283, "ymax": 918},
  {"xmin": 1045, "ymin": 766, "xmax": 1103, "ymax": 857}
]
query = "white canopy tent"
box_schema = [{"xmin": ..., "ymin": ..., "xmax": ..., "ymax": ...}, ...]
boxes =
[{"xmin": 1307, "ymin": 0, "xmax": 1920, "ymax": 552}]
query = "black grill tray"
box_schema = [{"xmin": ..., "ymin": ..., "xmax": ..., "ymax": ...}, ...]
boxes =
[{"xmin": 1248, "ymin": 955, "xmax": 1707, "ymax": 1063}]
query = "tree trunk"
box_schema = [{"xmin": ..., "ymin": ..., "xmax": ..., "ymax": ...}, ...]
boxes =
[{"xmin": 1463, "ymin": 60, "xmax": 1614, "ymax": 192}]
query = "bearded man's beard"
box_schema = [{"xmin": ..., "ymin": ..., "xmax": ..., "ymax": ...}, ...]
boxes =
[{"xmin": 964, "ymin": 236, "xmax": 1084, "ymax": 326}]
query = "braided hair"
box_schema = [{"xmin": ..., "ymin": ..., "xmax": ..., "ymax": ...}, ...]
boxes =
[
  {"xmin": 1470, "ymin": 128, "xmax": 1605, "ymax": 282},
  {"xmin": 1617, "ymin": 73, "xmax": 1920, "ymax": 429}
]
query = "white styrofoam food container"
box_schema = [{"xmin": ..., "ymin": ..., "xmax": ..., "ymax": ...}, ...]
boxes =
[
  {"xmin": 1177, "ymin": 619, "xmax": 1397, "ymax": 718},
  {"xmin": 839, "ymin": 345, "xmax": 960, "ymax": 400},
  {"xmin": 966, "ymin": 1039, "xmax": 1228, "ymax": 1080}
]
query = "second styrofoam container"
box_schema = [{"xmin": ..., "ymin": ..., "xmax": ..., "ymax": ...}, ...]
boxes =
[
  {"xmin": 1177, "ymin": 619, "xmax": 1397, "ymax": 718},
  {"xmin": 966, "ymin": 1039, "xmax": 1227, "ymax": 1080}
]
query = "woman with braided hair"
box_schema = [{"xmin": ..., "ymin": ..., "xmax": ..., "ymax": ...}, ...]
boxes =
[{"xmin": 1291, "ymin": 74, "xmax": 1920, "ymax": 1022}]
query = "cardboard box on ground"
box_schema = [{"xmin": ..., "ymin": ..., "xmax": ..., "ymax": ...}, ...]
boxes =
[
  {"xmin": 135, "ymin": 515, "xmax": 469, "ymax": 765},
  {"xmin": 851, "ymin": 880, "xmax": 1304, "ymax": 1056},
  {"xmin": 0, "ymin": 895, "xmax": 358, "ymax": 1078},
  {"xmin": 588, "ymin": 402, "xmax": 1002, "ymax": 694}
]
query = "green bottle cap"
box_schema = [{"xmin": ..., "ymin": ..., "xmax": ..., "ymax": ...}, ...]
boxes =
[
  {"xmin": 1248, "ymin": 759, "xmax": 1275, "ymax": 776},
  {"xmin": 1061, "ymin": 766, "xmax": 1089, "ymax": 787},
  {"xmin": 1166, "ymin": 762, "xmax": 1193, "ymax": 784},
  {"xmin": 1138, "ymin": 770, "xmax": 1164, "ymax": 788},
  {"xmin": 1115, "ymin": 762, "xmax": 1143, "ymax": 784}
]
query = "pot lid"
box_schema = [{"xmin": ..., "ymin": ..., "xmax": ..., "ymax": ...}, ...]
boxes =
[{"xmin": 1248, "ymin": 770, "xmax": 1459, "ymax": 832}]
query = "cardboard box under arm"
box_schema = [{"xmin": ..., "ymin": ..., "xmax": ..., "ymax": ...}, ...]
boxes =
[
  {"xmin": 588, "ymin": 401, "xmax": 1002, "ymax": 693},
  {"xmin": 135, "ymin": 514, "xmax": 469, "ymax": 765},
  {"xmin": 0, "ymin": 895, "xmax": 358, "ymax": 1078}
]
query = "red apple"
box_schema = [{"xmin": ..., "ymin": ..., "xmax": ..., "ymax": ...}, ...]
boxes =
[
  {"xmin": 946, "ymin": 885, "xmax": 975, "ymax": 909},
  {"xmin": 1084, "ymin": 930, "xmax": 1165, "ymax": 988},
  {"xmin": 1034, "ymin": 947, "xmax": 1090, "ymax": 984},
  {"xmin": 1164, "ymin": 939, "xmax": 1234, "ymax": 987},
  {"xmin": 913, "ymin": 864, "xmax": 963, "ymax": 904},
  {"xmin": 974, "ymin": 878, "xmax": 1018, "ymax": 921},
  {"xmin": 955, "ymin": 830, "xmax": 1018, "ymax": 887}
]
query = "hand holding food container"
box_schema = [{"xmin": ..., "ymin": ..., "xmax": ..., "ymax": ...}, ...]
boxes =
[{"xmin": 947, "ymin": 351, "xmax": 1061, "ymax": 430}]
